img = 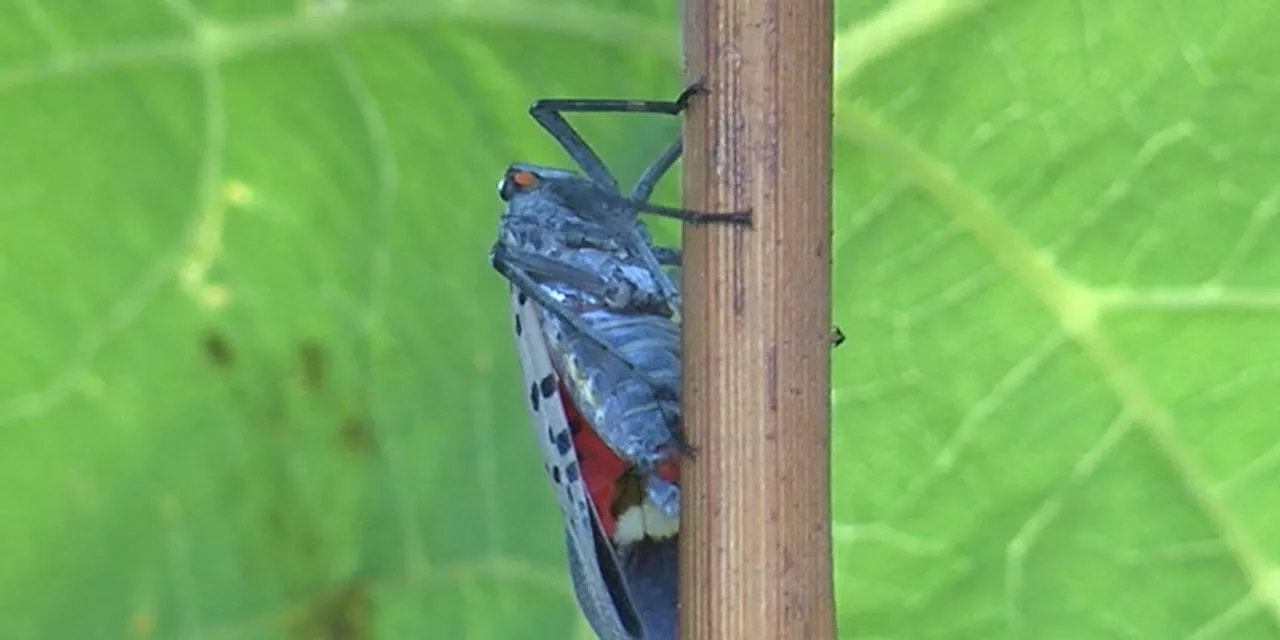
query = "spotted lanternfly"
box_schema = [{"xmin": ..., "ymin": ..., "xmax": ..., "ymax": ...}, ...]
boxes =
[
  {"xmin": 494, "ymin": 85, "xmax": 855, "ymax": 638},
  {"xmin": 492, "ymin": 83, "xmax": 750, "ymax": 524},
  {"xmin": 493, "ymin": 84, "xmax": 747, "ymax": 640},
  {"xmin": 510, "ymin": 283, "xmax": 678, "ymax": 640}
]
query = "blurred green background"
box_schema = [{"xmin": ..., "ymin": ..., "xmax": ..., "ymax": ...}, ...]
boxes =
[{"xmin": 4, "ymin": 0, "xmax": 1280, "ymax": 638}]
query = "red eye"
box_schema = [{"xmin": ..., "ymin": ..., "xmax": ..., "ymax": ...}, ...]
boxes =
[
  {"xmin": 498, "ymin": 169, "xmax": 540, "ymax": 202},
  {"xmin": 511, "ymin": 170, "xmax": 538, "ymax": 188}
]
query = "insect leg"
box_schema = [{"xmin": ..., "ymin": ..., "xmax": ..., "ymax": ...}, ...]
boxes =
[
  {"xmin": 620, "ymin": 133, "xmax": 749, "ymax": 310},
  {"xmin": 617, "ymin": 139, "xmax": 688, "ymax": 313},
  {"xmin": 621, "ymin": 134, "xmax": 733, "ymax": 312},
  {"xmin": 534, "ymin": 84, "xmax": 752, "ymax": 225},
  {"xmin": 627, "ymin": 89, "xmax": 753, "ymax": 225},
  {"xmin": 528, "ymin": 94, "xmax": 690, "ymax": 192},
  {"xmin": 636, "ymin": 200, "xmax": 752, "ymax": 225},
  {"xmin": 529, "ymin": 85, "xmax": 696, "ymax": 180},
  {"xmin": 653, "ymin": 247, "xmax": 681, "ymax": 267},
  {"xmin": 626, "ymin": 137, "xmax": 751, "ymax": 224},
  {"xmin": 555, "ymin": 219, "xmax": 678, "ymax": 266},
  {"xmin": 497, "ymin": 244, "xmax": 670, "ymax": 316},
  {"xmin": 629, "ymin": 136, "xmax": 682, "ymax": 203},
  {"xmin": 546, "ymin": 220, "xmax": 682, "ymax": 316},
  {"xmin": 534, "ymin": 80, "xmax": 705, "ymax": 135},
  {"xmin": 492, "ymin": 243, "xmax": 678, "ymax": 394},
  {"xmin": 528, "ymin": 81, "xmax": 697, "ymax": 186}
]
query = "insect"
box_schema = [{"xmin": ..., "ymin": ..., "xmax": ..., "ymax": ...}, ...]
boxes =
[
  {"xmin": 494, "ymin": 84, "xmax": 739, "ymax": 640},
  {"xmin": 493, "ymin": 82, "xmax": 746, "ymax": 515},
  {"xmin": 510, "ymin": 285, "xmax": 677, "ymax": 640},
  {"xmin": 496, "ymin": 85, "xmax": 847, "ymax": 639}
]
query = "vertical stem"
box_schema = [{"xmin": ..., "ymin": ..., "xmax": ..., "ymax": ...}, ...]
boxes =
[{"xmin": 680, "ymin": 0, "xmax": 836, "ymax": 637}]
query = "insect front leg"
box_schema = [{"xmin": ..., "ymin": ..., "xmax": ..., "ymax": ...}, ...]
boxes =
[
  {"xmin": 492, "ymin": 243, "xmax": 675, "ymax": 389},
  {"xmin": 494, "ymin": 243, "xmax": 671, "ymax": 316},
  {"xmin": 620, "ymin": 134, "xmax": 742, "ymax": 315}
]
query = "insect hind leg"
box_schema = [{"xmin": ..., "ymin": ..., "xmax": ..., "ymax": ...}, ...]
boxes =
[
  {"xmin": 529, "ymin": 90, "xmax": 694, "ymax": 193},
  {"xmin": 531, "ymin": 84, "xmax": 753, "ymax": 227}
]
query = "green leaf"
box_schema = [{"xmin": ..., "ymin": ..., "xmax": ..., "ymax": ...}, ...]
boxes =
[
  {"xmin": 832, "ymin": 0, "xmax": 1280, "ymax": 638},
  {"xmin": 0, "ymin": 1, "xmax": 687, "ymax": 638},
  {"xmin": 4, "ymin": 0, "xmax": 1276, "ymax": 638}
]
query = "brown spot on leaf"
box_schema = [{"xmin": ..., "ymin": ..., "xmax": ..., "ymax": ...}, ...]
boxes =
[
  {"xmin": 201, "ymin": 330, "xmax": 235, "ymax": 368},
  {"xmin": 128, "ymin": 610, "xmax": 156, "ymax": 638},
  {"xmin": 338, "ymin": 415, "xmax": 373, "ymax": 454},
  {"xmin": 292, "ymin": 581, "xmax": 371, "ymax": 640},
  {"xmin": 298, "ymin": 340, "xmax": 326, "ymax": 392}
]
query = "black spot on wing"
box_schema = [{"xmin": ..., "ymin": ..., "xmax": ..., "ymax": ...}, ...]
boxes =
[
  {"xmin": 553, "ymin": 427, "xmax": 573, "ymax": 457},
  {"xmin": 551, "ymin": 465, "xmax": 562, "ymax": 484},
  {"xmin": 565, "ymin": 461, "xmax": 580, "ymax": 483},
  {"xmin": 529, "ymin": 382, "xmax": 540, "ymax": 411},
  {"xmin": 539, "ymin": 374, "xmax": 557, "ymax": 398},
  {"xmin": 517, "ymin": 291, "xmax": 528, "ymax": 305},
  {"xmin": 514, "ymin": 313, "xmax": 523, "ymax": 336}
]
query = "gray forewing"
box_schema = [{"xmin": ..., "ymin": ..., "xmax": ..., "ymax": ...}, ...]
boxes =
[{"xmin": 508, "ymin": 284, "xmax": 643, "ymax": 639}]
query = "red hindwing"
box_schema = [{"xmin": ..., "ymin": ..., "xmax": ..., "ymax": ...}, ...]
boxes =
[{"xmin": 558, "ymin": 382, "xmax": 628, "ymax": 536}]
